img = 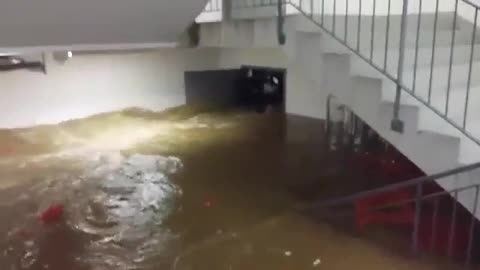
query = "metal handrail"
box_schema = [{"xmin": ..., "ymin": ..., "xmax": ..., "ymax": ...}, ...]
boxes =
[
  {"xmin": 326, "ymin": 93, "xmax": 362, "ymax": 150},
  {"xmin": 307, "ymin": 161, "xmax": 480, "ymax": 263},
  {"xmin": 277, "ymin": 0, "xmax": 286, "ymax": 45},
  {"xmin": 325, "ymin": 93, "xmax": 335, "ymax": 142},
  {"xmin": 324, "ymin": 93, "xmax": 480, "ymax": 200},
  {"xmin": 271, "ymin": 0, "xmax": 480, "ymax": 146},
  {"xmin": 310, "ymin": 161, "xmax": 480, "ymax": 208},
  {"xmin": 322, "ymin": 95, "xmax": 480, "ymax": 209},
  {"xmin": 321, "ymin": 95, "xmax": 480, "ymax": 262},
  {"xmin": 463, "ymin": 0, "xmax": 480, "ymax": 8}
]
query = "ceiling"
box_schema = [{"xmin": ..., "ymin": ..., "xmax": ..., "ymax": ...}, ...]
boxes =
[{"xmin": 0, "ymin": 0, "xmax": 208, "ymax": 53}]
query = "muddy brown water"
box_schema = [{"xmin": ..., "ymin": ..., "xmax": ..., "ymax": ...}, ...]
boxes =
[{"xmin": 0, "ymin": 106, "xmax": 468, "ymax": 270}]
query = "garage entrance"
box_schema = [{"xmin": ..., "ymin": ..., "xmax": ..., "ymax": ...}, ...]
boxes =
[{"xmin": 184, "ymin": 66, "xmax": 286, "ymax": 113}]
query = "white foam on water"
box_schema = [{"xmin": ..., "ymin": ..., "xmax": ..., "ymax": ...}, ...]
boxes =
[{"xmin": 5, "ymin": 151, "xmax": 184, "ymax": 270}]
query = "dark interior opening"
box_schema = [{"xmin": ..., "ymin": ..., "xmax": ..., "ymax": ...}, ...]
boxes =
[
  {"xmin": 0, "ymin": 56, "xmax": 46, "ymax": 73},
  {"xmin": 184, "ymin": 66, "xmax": 286, "ymax": 113},
  {"xmin": 236, "ymin": 66, "xmax": 286, "ymax": 113}
]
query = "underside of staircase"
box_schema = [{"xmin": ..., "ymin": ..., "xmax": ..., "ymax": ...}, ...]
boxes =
[{"xmin": 198, "ymin": 3, "xmax": 480, "ymax": 220}]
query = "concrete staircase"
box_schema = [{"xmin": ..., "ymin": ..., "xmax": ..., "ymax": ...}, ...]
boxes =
[{"xmin": 197, "ymin": 3, "xmax": 480, "ymax": 218}]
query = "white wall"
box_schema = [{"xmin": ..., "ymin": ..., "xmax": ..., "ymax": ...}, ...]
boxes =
[
  {"xmin": 217, "ymin": 47, "xmax": 287, "ymax": 68},
  {"xmin": 0, "ymin": 48, "xmax": 220, "ymax": 128},
  {"xmin": 286, "ymin": 64, "xmax": 326, "ymax": 118},
  {"xmin": 0, "ymin": 45, "xmax": 327, "ymax": 128},
  {"xmin": 196, "ymin": 0, "xmax": 224, "ymax": 23}
]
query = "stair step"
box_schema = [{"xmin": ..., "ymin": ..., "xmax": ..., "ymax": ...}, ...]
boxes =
[
  {"xmin": 323, "ymin": 28, "xmax": 479, "ymax": 54},
  {"xmin": 348, "ymin": 75, "xmax": 462, "ymax": 170},
  {"xmin": 351, "ymin": 60, "xmax": 480, "ymax": 94},
  {"xmin": 313, "ymin": 13, "xmax": 459, "ymax": 34},
  {"xmin": 412, "ymin": 86, "xmax": 480, "ymax": 134},
  {"xmin": 458, "ymin": 139, "xmax": 480, "ymax": 165},
  {"xmin": 367, "ymin": 44, "xmax": 480, "ymax": 76},
  {"xmin": 380, "ymin": 85, "xmax": 480, "ymax": 124}
]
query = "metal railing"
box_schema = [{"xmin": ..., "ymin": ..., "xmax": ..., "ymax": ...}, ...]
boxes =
[
  {"xmin": 233, "ymin": 0, "xmax": 283, "ymax": 8},
  {"xmin": 326, "ymin": 94, "xmax": 362, "ymax": 150},
  {"xmin": 323, "ymin": 96, "xmax": 480, "ymax": 264},
  {"xmin": 203, "ymin": 0, "xmax": 222, "ymax": 12},
  {"xmin": 263, "ymin": 0, "xmax": 480, "ymax": 144},
  {"xmin": 307, "ymin": 161, "xmax": 480, "ymax": 265}
]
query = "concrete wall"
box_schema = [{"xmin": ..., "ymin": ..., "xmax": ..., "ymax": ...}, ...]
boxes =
[
  {"xmin": 196, "ymin": 0, "xmax": 224, "ymax": 23},
  {"xmin": 0, "ymin": 45, "xmax": 325, "ymax": 129},
  {"xmin": 216, "ymin": 48, "xmax": 287, "ymax": 69},
  {"xmin": 0, "ymin": 48, "xmax": 220, "ymax": 128},
  {"xmin": 289, "ymin": 0, "xmax": 458, "ymax": 15},
  {"xmin": 286, "ymin": 65, "xmax": 326, "ymax": 119}
]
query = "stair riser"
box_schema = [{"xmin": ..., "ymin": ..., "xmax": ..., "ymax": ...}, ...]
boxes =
[
  {"xmin": 316, "ymin": 13, "xmax": 461, "ymax": 34},
  {"xmin": 350, "ymin": 61, "xmax": 480, "ymax": 98},
  {"xmin": 323, "ymin": 30, "xmax": 479, "ymax": 55},
  {"xmin": 367, "ymin": 45, "xmax": 480, "ymax": 76}
]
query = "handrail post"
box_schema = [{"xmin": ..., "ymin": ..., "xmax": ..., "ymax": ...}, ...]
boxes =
[
  {"xmin": 391, "ymin": 0, "xmax": 409, "ymax": 133},
  {"xmin": 222, "ymin": 0, "xmax": 232, "ymax": 21},
  {"xmin": 326, "ymin": 94, "xmax": 333, "ymax": 147},
  {"xmin": 41, "ymin": 52, "xmax": 47, "ymax": 74},
  {"xmin": 277, "ymin": 0, "xmax": 286, "ymax": 45},
  {"xmin": 412, "ymin": 182, "xmax": 423, "ymax": 255}
]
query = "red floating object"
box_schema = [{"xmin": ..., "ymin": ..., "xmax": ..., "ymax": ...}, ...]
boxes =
[
  {"xmin": 0, "ymin": 145, "xmax": 15, "ymax": 156},
  {"xmin": 355, "ymin": 189, "xmax": 415, "ymax": 231},
  {"xmin": 203, "ymin": 200, "xmax": 213, "ymax": 208},
  {"xmin": 40, "ymin": 204, "xmax": 64, "ymax": 224},
  {"xmin": 16, "ymin": 229, "xmax": 33, "ymax": 239}
]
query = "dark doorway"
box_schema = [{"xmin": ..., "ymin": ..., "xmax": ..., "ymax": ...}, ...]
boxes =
[
  {"xmin": 184, "ymin": 66, "xmax": 286, "ymax": 113},
  {"xmin": 237, "ymin": 65, "xmax": 286, "ymax": 113}
]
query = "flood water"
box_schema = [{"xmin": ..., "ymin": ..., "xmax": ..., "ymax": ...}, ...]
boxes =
[{"xmin": 0, "ymin": 106, "xmax": 467, "ymax": 270}]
